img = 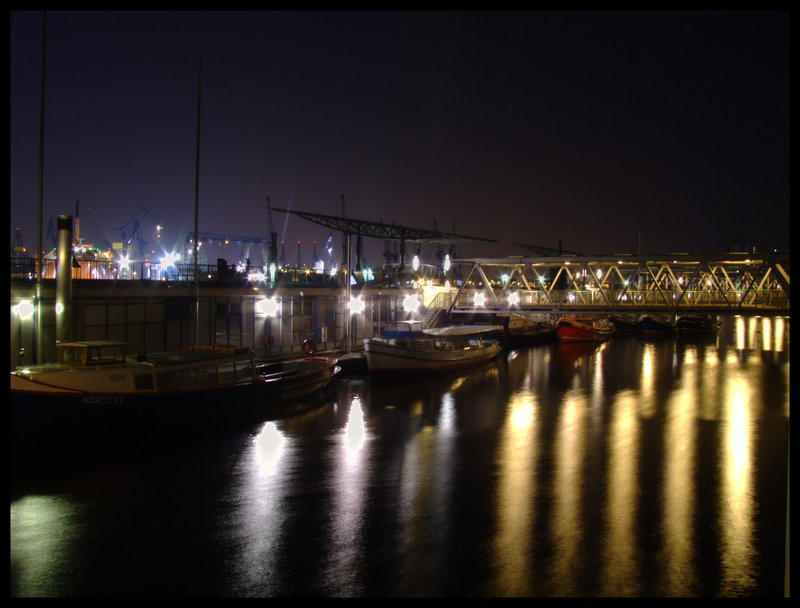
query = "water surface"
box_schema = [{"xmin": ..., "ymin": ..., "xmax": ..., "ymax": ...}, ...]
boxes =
[{"xmin": 10, "ymin": 315, "xmax": 790, "ymax": 597}]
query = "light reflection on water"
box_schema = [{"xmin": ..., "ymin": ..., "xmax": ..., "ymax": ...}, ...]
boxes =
[{"xmin": 10, "ymin": 315, "xmax": 789, "ymax": 597}]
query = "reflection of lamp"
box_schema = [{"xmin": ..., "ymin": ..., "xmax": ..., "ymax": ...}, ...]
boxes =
[
  {"xmin": 473, "ymin": 292, "xmax": 485, "ymax": 307},
  {"xmin": 507, "ymin": 292, "xmax": 519, "ymax": 306}
]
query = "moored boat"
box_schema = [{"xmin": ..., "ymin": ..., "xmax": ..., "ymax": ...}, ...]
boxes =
[
  {"xmin": 496, "ymin": 313, "xmax": 556, "ymax": 347},
  {"xmin": 637, "ymin": 314, "xmax": 676, "ymax": 337},
  {"xmin": 676, "ymin": 314, "xmax": 719, "ymax": 334},
  {"xmin": 554, "ymin": 315, "xmax": 615, "ymax": 342},
  {"xmin": 363, "ymin": 320, "xmax": 502, "ymax": 374},
  {"xmin": 609, "ymin": 314, "xmax": 637, "ymax": 333},
  {"xmin": 10, "ymin": 341, "xmax": 339, "ymax": 436}
]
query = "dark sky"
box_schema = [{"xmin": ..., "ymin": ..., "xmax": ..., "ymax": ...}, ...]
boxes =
[{"xmin": 10, "ymin": 10, "xmax": 790, "ymax": 267}]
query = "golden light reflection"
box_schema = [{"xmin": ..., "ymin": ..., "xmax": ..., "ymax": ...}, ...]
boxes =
[
  {"xmin": 600, "ymin": 390, "xmax": 640, "ymax": 597},
  {"xmin": 761, "ymin": 317, "xmax": 772, "ymax": 352},
  {"xmin": 719, "ymin": 373, "xmax": 756, "ymax": 595},
  {"xmin": 591, "ymin": 342, "xmax": 605, "ymax": 406},
  {"xmin": 639, "ymin": 344, "xmax": 657, "ymax": 418},
  {"xmin": 774, "ymin": 317, "xmax": 785, "ymax": 353},
  {"xmin": 735, "ymin": 316, "xmax": 746, "ymax": 351},
  {"xmin": 660, "ymin": 356, "xmax": 697, "ymax": 594},
  {"xmin": 490, "ymin": 388, "xmax": 537, "ymax": 596},
  {"xmin": 550, "ymin": 390, "xmax": 588, "ymax": 595},
  {"xmin": 747, "ymin": 316, "xmax": 758, "ymax": 351}
]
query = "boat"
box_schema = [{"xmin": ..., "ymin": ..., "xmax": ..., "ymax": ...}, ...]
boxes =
[
  {"xmin": 554, "ymin": 315, "xmax": 615, "ymax": 342},
  {"xmin": 609, "ymin": 314, "xmax": 637, "ymax": 333},
  {"xmin": 676, "ymin": 314, "xmax": 719, "ymax": 334},
  {"xmin": 637, "ymin": 314, "xmax": 676, "ymax": 337},
  {"xmin": 495, "ymin": 313, "xmax": 555, "ymax": 347},
  {"xmin": 363, "ymin": 320, "xmax": 502, "ymax": 374},
  {"xmin": 10, "ymin": 341, "xmax": 340, "ymax": 436}
]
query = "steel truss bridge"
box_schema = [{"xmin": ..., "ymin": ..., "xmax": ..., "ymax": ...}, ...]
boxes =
[{"xmin": 442, "ymin": 252, "xmax": 790, "ymax": 316}]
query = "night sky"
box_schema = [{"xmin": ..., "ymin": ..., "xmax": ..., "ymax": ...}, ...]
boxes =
[{"xmin": 10, "ymin": 10, "xmax": 790, "ymax": 267}]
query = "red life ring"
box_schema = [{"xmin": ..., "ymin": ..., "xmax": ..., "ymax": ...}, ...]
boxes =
[
  {"xmin": 265, "ymin": 333, "xmax": 275, "ymax": 348},
  {"xmin": 302, "ymin": 338, "xmax": 317, "ymax": 356}
]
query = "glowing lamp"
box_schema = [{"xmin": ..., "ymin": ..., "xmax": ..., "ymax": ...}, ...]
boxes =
[
  {"xmin": 403, "ymin": 294, "xmax": 420, "ymax": 313},
  {"xmin": 14, "ymin": 299, "xmax": 35, "ymax": 319},
  {"xmin": 255, "ymin": 297, "xmax": 280, "ymax": 317},
  {"xmin": 349, "ymin": 297, "xmax": 365, "ymax": 314},
  {"xmin": 160, "ymin": 251, "xmax": 179, "ymax": 268}
]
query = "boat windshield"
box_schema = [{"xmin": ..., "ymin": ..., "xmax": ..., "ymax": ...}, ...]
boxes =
[
  {"xmin": 87, "ymin": 345, "xmax": 126, "ymax": 364},
  {"xmin": 59, "ymin": 343, "xmax": 126, "ymax": 366}
]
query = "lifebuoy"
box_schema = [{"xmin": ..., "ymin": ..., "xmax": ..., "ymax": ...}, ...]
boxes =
[
  {"xmin": 302, "ymin": 338, "xmax": 317, "ymax": 356},
  {"xmin": 265, "ymin": 333, "xmax": 275, "ymax": 348}
]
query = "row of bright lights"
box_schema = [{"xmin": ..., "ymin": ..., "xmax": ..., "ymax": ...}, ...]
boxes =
[{"xmin": 253, "ymin": 293, "xmax": 422, "ymax": 319}]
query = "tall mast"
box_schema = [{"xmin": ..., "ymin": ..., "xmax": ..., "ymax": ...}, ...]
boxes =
[
  {"xmin": 193, "ymin": 54, "xmax": 202, "ymax": 345},
  {"xmin": 35, "ymin": 11, "xmax": 47, "ymax": 363}
]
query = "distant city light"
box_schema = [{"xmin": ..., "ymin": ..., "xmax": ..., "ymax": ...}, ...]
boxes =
[{"xmin": 160, "ymin": 251, "xmax": 179, "ymax": 268}]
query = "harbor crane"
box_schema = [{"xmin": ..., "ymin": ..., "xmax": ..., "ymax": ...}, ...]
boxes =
[
  {"xmin": 266, "ymin": 197, "xmax": 278, "ymax": 268},
  {"xmin": 114, "ymin": 205, "xmax": 159, "ymax": 260}
]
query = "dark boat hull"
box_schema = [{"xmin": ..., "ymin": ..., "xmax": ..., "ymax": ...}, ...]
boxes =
[
  {"xmin": 637, "ymin": 315, "xmax": 676, "ymax": 337},
  {"xmin": 11, "ymin": 357, "xmax": 339, "ymax": 437},
  {"xmin": 676, "ymin": 315, "xmax": 719, "ymax": 334}
]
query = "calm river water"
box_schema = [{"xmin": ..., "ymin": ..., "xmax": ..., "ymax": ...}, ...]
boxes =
[{"xmin": 10, "ymin": 314, "xmax": 790, "ymax": 597}]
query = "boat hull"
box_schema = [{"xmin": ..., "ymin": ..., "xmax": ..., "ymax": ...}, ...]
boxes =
[
  {"xmin": 10, "ymin": 357, "xmax": 339, "ymax": 437},
  {"xmin": 676, "ymin": 315, "xmax": 719, "ymax": 334},
  {"xmin": 554, "ymin": 317, "xmax": 615, "ymax": 342},
  {"xmin": 609, "ymin": 315, "xmax": 637, "ymax": 333},
  {"xmin": 364, "ymin": 340, "xmax": 501, "ymax": 374},
  {"xmin": 637, "ymin": 315, "xmax": 676, "ymax": 337}
]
